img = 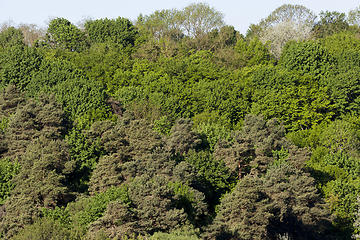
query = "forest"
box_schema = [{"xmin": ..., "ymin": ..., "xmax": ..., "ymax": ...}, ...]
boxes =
[{"xmin": 1, "ymin": 2, "xmax": 360, "ymax": 239}]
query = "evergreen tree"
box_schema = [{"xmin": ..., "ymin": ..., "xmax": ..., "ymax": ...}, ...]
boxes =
[
  {"xmin": 165, "ymin": 118, "xmax": 202, "ymax": 156},
  {"xmin": 3, "ymin": 94, "xmax": 66, "ymax": 161},
  {"xmin": 205, "ymin": 163, "xmax": 335, "ymax": 240},
  {"xmin": 88, "ymin": 174, "xmax": 204, "ymax": 238},
  {"xmin": 0, "ymin": 136, "xmax": 75, "ymax": 239},
  {"xmin": 214, "ymin": 115, "xmax": 301, "ymax": 178}
]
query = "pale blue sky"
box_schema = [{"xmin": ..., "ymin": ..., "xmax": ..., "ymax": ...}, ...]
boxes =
[{"xmin": 0, "ymin": 0, "xmax": 359, "ymax": 34}]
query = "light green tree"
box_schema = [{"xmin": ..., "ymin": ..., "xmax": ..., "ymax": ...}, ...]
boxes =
[
  {"xmin": 181, "ymin": 2, "xmax": 225, "ymax": 38},
  {"xmin": 348, "ymin": 6, "xmax": 360, "ymax": 26},
  {"xmin": 37, "ymin": 17, "xmax": 88, "ymax": 51}
]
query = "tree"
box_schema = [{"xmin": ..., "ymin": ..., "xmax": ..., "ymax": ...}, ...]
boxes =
[
  {"xmin": 136, "ymin": 9, "xmax": 184, "ymax": 41},
  {"xmin": 85, "ymin": 17, "xmax": 138, "ymax": 47},
  {"xmin": 65, "ymin": 41, "xmax": 133, "ymax": 93},
  {"xmin": 233, "ymin": 37, "xmax": 273, "ymax": 67},
  {"xmin": 181, "ymin": 25, "xmax": 240, "ymax": 52},
  {"xmin": 260, "ymin": 20, "xmax": 312, "ymax": 60},
  {"xmin": 248, "ymin": 4, "xmax": 316, "ymax": 39},
  {"xmin": 87, "ymin": 154, "xmax": 125, "ymax": 196},
  {"xmin": 214, "ymin": 114, "xmax": 309, "ymax": 178},
  {"xmin": 137, "ymin": 2, "xmax": 225, "ymax": 40},
  {"xmin": 324, "ymin": 50, "xmax": 360, "ymax": 116},
  {"xmin": 250, "ymin": 67, "xmax": 335, "ymax": 131},
  {"xmin": 185, "ymin": 150, "xmax": 237, "ymax": 212},
  {"xmin": 205, "ymin": 163, "xmax": 335, "ymax": 240},
  {"xmin": 320, "ymin": 120, "xmax": 360, "ymax": 155},
  {"xmin": 247, "ymin": 4, "xmax": 316, "ymax": 60},
  {"xmin": 260, "ymin": 4, "xmax": 316, "ymax": 29},
  {"xmin": 135, "ymin": 3, "xmax": 227, "ymax": 54},
  {"xmin": 3, "ymin": 94, "xmax": 66, "ymax": 161},
  {"xmin": 0, "ymin": 19, "xmax": 15, "ymax": 33},
  {"xmin": 11, "ymin": 217, "xmax": 82, "ymax": 240},
  {"xmin": 88, "ymin": 174, "xmax": 206, "ymax": 238},
  {"xmin": 279, "ymin": 40, "xmax": 333, "ymax": 82},
  {"xmin": 37, "ymin": 17, "xmax": 88, "ymax": 52},
  {"xmin": 24, "ymin": 58, "xmax": 111, "ymax": 122},
  {"xmin": 204, "ymin": 176, "xmax": 272, "ymax": 240},
  {"xmin": 0, "ymin": 135, "xmax": 75, "ymax": 239},
  {"xmin": 312, "ymin": 11, "xmax": 349, "ymax": 38},
  {"xmin": 18, "ymin": 23, "xmax": 45, "ymax": 47},
  {"xmin": 348, "ymin": 6, "xmax": 360, "ymax": 26},
  {"xmin": 0, "ymin": 45, "xmax": 43, "ymax": 89},
  {"xmin": 0, "ymin": 27, "xmax": 24, "ymax": 48},
  {"xmin": 318, "ymin": 31, "xmax": 360, "ymax": 55},
  {"xmin": 165, "ymin": 118, "xmax": 202, "ymax": 156},
  {"xmin": 181, "ymin": 2, "xmax": 225, "ymax": 38},
  {"xmin": 0, "ymin": 85, "xmax": 26, "ymax": 118}
]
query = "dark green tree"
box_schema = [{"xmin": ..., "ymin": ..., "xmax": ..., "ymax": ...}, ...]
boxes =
[
  {"xmin": 325, "ymin": 50, "xmax": 360, "ymax": 116},
  {"xmin": 0, "ymin": 85, "xmax": 26, "ymax": 118},
  {"xmin": 165, "ymin": 118, "xmax": 202, "ymax": 157},
  {"xmin": 85, "ymin": 17, "xmax": 138, "ymax": 47},
  {"xmin": 3, "ymin": 94, "xmax": 66, "ymax": 161},
  {"xmin": 0, "ymin": 45, "xmax": 43, "ymax": 89},
  {"xmin": 0, "ymin": 135, "xmax": 75, "ymax": 239},
  {"xmin": 88, "ymin": 174, "xmax": 206, "ymax": 238},
  {"xmin": 0, "ymin": 27, "xmax": 24, "ymax": 48},
  {"xmin": 205, "ymin": 163, "xmax": 335, "ymax": 240},
  {"xmin": 215, "ymin": 115, "xmax": 310, "ymax": 178},
  {"xmin": 279, "ymin": 40, "xmax": 334, "ymax": 82}
]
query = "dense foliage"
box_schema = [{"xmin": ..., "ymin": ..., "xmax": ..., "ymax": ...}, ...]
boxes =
[{"xmin": 0, "ymin": 2, "xmax": 360, "ymax": 239}]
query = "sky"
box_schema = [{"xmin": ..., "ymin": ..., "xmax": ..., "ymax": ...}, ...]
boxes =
[{"xmin": 0, "ymin": 0, "xmax": 359, "ymax": 34}]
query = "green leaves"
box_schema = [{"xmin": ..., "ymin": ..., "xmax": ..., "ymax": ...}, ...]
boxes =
[
  {"xmin": 234, "ymin": 37, "xmax": 273, "ymax": 66},
  {"xmin": 251, "ymin": 66, "xmax": 334, "ymax": 131},
  {"xmin": 77, "ymin": 185, "xmax": 130, "ymax": 227},
  {"xmin": 0, "ymin": 45, "xmax": 43, "ymax": 89},
  {"xmin": 0, "ymin": 27, "xmax": 24, "ymax": 48},
  {"xmin": 0, "ymin": 158, "xmax": 20, "ymax": 204},
  {"xmin": 313, "ymin": 11, "xmax": 350, "ymax": 38},
  {"xmin": 279, "ymin": 40, "xmax": 333, "ymax": 81},
  {"xmin": 85, "ymin": 17, "xmax": 138, "ymax": 47},
  {"xmin": 38, "ymin": 17, "xmax": 88, "ymax": 52}
]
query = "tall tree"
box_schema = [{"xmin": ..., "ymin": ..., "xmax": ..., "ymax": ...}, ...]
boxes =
[
  {"xmin": 205, "ymin": 163, "xmax": 335, "ymax": 240},
  {"xmin": 312, "ymin": 11, "xmax": 350, "ymax": 38},
  {"xmin": 37, "ymin": 17, "xmax": 88, "ymax": 52},
  {"xmin": 214, "ymin": 114, "xmax": 309, "ymax": 178},
  {"xmin": 0, "ymin": 136, "xmax": 75, "ymax": 239},
  {"xmin": 85, "ymin": 17, "xmax": 138, "ymax": 47},
  {"xmin": 348, "ymin": 6, "xmax": 360, "ymax": 26},
  {"xmin": 0, "ymin": 27, "xmax": 24, "ymax": 48},
  {"xmin": 248, "ymin": 4, "xmax": 316, "ymax": 39},
  {"xmin": 181, "ymin": 2, "xmax": 225, "ymax": 38},
  {"xmin": 17, "ymin": 23, "xmax": 45, "ymax": 47},
  {"xmin": 0, "ymin": 45, "xmax": 43, "ymax": 89},
  {"xmin": 260, "ymin": 20, "xmax": 312, "ymax": 60},
  {"xmin": 136, "ymin": 9, "xmax": 184, "ymax": 41}
]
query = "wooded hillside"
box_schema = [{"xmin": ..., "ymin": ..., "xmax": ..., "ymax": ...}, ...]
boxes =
[{"xmin": 1, "ymin": 3, "xmax": 360, "ymax": 239}]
